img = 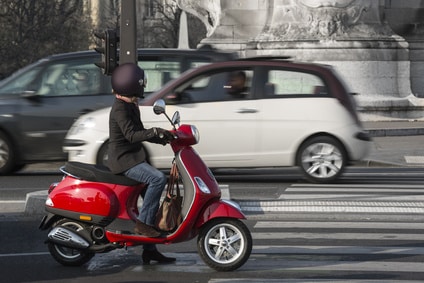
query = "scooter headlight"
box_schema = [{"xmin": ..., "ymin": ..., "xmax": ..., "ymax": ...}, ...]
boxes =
[{"xmin": 191, "ymin": 125, "xmax": 200, "ymax": 144}]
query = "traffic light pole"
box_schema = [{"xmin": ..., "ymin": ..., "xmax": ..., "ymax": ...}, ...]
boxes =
[{"xmin": 120, "ymin": 0, "xmax": 137, "ymax": 65}]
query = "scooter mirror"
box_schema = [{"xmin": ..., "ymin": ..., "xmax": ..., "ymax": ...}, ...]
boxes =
[
  {"xmin": 153, "ymin": 99, "xmax": 166, "ymax": 115},
  {"xmin": 171, "ymin": 111, "xmax": 180, "ymax": 127}
]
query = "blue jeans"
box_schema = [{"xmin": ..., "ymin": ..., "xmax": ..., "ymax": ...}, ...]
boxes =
[
  {"xmin": 125, "ymin": 162, "xmax": 167, "ymax": 251},
  {"xmin": 124, "ymin": 162, "xmax": 167, "ymax": 226}
]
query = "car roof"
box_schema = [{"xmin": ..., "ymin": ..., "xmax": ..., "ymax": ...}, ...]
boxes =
[
  {"xmin": 42, "ymin": 45, "xmax": 237, "ymax": 62},
  {"xmin": 0, "ymin": 46, "xmax": 237, "ymax": 85}
]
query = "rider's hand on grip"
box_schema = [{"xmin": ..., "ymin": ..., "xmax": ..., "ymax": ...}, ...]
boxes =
[
  {"xmin": 154, "ymin": 128, "xmax": 174, "ymax": 145},
  {"xmin": 163, "ymin": 130, "xmax": 175, "ymax": 142}
]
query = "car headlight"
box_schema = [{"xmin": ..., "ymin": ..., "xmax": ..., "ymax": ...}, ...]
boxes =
[{"xmin": 68, "ymin": 117, "xmax": 96, "ymax": 135}]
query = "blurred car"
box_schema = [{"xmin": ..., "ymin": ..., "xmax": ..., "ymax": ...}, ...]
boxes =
[
  {"xmin": 0, "ymin": 46, "xmax": 236, "ymax": 174},
  {"xmin": 64, "ymin": 57, "xmax": 371, "ymax": 183}
]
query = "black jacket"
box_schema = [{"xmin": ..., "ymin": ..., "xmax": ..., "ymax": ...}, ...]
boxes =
[{"xmin": 108, "ymin": 98, "xmax": 160, "ymax": 174}]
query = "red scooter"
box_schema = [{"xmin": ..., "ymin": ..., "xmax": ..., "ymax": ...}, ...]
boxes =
[{"xmin": 39, "ymin": 99, "xmax": 252, "ymax": 271}]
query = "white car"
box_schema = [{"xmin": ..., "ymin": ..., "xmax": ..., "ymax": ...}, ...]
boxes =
[{"xmin": 64, "ymin": 58, "xmax": 371, "ymax": 183}]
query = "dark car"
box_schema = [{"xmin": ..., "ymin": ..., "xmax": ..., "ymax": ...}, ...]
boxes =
[{"xmin": 0, "ymin": 47, "xmax": 236, "ymax": 174}]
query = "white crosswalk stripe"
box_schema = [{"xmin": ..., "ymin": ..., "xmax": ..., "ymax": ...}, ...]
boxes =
[
  {"xmin": 282, "ymin": 183, "xmax": 424, "ymax": 201},
  {"xmin": 240, "ymin": 183, "xmax": 424, "ymax": 213}
]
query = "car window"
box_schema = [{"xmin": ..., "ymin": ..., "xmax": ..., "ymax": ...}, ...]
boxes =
[
  {"xmin": 171, "ymin": 69, "xmax": 254, "ymax": 103},
  {"xmin": 188, "ymin": 59, "xmax": 211, "ymax": 69},
  {"xmin": 0, "ymin": 67, "xmax": 42, "ymax": 94},
  {"xmin": 266, "ymin": 70, "xmax": 327, "ymax": 96},
  {"xmin": 139, "ymin": 57, "xmax": 213, "ymax": 93},
  {"xmin": 139, "ymin": 60, "xmax": 180, "ymax": 93},
  {"xmin": 37, "ymin": 60, "xmax": 102, "ymax": 96}
]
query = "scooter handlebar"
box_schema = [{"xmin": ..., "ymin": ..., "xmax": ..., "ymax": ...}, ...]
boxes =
[{"xmin": 168, "ymin": 125, "xmax": 199, "ymax": 147}]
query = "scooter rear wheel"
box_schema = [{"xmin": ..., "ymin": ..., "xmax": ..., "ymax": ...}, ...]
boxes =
[
  {"xmin": 48, "ymin": 219, "xmax": 94, "ymax": 266},
  {"xmin": 197, "ymin": 218, "xmax": 252, "ymax": 271}
]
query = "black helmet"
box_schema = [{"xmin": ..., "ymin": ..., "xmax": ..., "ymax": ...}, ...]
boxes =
[{"xmin": 111, "ymin": 63, "xmax": 146, "ymax": 97}]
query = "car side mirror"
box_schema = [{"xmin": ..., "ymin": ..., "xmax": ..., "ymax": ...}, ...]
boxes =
[
  {"xmin": 21, "ymin": 90, "xmax": 40, "ymax": 102},
  {"xmin": 164, "ymin": 92, "xmax": 181, "ymax": 105}
]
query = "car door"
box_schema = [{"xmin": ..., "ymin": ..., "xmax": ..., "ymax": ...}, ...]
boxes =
[
  {"xmin": 255, "ymin": 67, "xmax": 330, "ymax": 166},
  {"xmin": 18, "ymin": 57, "xmax": 113, "ymax": 160},
  {"xmin": 143, "ymin": 68, "xmax": 259, "ymax": 168}
]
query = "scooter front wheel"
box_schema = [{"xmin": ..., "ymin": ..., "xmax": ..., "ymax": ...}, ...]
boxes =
[
  {"xmin": 48, "ymin": 219, "xmax": 94, "ymax": 266},
  {"xmin": 198, "ymin": 218, "xmax": 252, "ymax": 271}
]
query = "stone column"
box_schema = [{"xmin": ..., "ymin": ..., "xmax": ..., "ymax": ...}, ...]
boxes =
[{"xmin": 385, "ymin": 2, "xmax": 424, "ymax": 98}]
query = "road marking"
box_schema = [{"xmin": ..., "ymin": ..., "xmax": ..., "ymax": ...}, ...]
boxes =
[
  {"xmin": 405, "ymin": 156, "xmax": 424, "ymax": 163},
  {"xmin": 253, "ymin": 231, "xmax": 424, "ymax": 241},
  {"xmin": 210, "ymin": 280, "xmax": 418, "ymax": 283},
  {"xmin": 290, "ymin": 183, "xmax": 424, "ymax": 188},
  {"xmin": 240, "ymin": 200, "xmax": 424, "ymax": 213},
  {"xmin": 238, "ymin": 183, "xmax": 424, "ymax": 213},
  {"xmin": 0, "ymin": 200, "xmax": 25, "ymax": 204},
  {"xmin": 276, "ymin": 260, "xmax": 424, "ymax": 273},
  {"xmin": 254, "ymin": 221, "xmax": 424, "ymax": 229},
  {"xmin": 253, "ymin": 245, "xmax": 424, "ymax": 255},
  {"xmin": 0, "ymin": 252, "xmax": 49, "ymax": 257}
]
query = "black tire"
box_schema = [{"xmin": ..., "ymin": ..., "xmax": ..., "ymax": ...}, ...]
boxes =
[
  {"xmin": 296, "ymin": 135, "xmax": 347, "ymax": 183},
  {"xmin": 0, "ymin": 131, "xmax": 17, "ymax": 175},
  {"xmin": 96, "ymin": 141, "xmax": 109, "ymax": 166},
  {"xmin": 47, "ymin": 219, "xmax": 94, "ymax": 266},
  {"xmin": 197, "ymin": 218, "xmax": 252, "ymax": 271}
]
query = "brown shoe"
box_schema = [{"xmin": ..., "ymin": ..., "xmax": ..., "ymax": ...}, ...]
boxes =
[{"xmin": 134, "ymin": 220, "xmax": 161, "ymax": 237}]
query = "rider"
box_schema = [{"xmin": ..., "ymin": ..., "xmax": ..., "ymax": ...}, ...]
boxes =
[{"xmin": 108, "ymin": 63, "xmax": 176, "ymax": 264}]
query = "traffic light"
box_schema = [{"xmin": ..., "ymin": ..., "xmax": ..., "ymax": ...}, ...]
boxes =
[{"xmin": 94, "ymin": 29, "xmax": 119, "ymax": 75}]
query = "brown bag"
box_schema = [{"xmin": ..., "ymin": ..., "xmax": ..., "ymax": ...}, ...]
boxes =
[{"xmin": 155, "ymin": 163, "xmax": 183, "ymax": 231}]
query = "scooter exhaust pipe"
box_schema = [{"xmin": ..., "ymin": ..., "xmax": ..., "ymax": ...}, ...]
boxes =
[{"xmin": 47, "ymin": 227, "xmax": 90, "ymax": 250}]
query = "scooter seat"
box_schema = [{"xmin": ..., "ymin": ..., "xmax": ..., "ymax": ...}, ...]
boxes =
[{"xmin": 63, "ymin": 162, "xmax": 140, "ymax": 186}]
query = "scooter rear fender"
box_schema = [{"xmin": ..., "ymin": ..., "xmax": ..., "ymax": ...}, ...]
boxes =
[
  {"xmin": 195, "ymin": 199, "xmax": 246, "ymax": 228},
  {"xmin": 39, "ymin": 213, "xmax": 61, "ymax": 230}
]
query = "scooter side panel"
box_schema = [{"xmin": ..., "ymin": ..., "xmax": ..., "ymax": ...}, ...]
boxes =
[
  {"xmin": 47, "ymin": 176, "xmax": 119, "ymax": 218},
  {"xmin": 179, "ymin": 148, "xmax": 220, "ymax": 197}
]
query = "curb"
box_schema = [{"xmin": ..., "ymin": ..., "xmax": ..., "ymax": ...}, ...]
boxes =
[
  {"xmin": 24, "ymin": 190, "xmax": 48, "ymax": 215},
  {"xmin": 355, "ymin": 159, "xmax": 403, "ymax": 168},
  {"xmin": 366, "ymin": 128, "xmax": 424, "ymax": 137}
]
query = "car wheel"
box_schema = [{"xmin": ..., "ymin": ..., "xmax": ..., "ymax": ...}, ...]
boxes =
[
  {"xmin": 0, "ymin": 131, "xmax": 17, "ymax": 175},
  {"xmin": 96, "ymin": 141, "xmax": 109, "ymax": 167},
  {"xmin": 296, "ymin": 136, "xmax": 347, "ymax": 183}
]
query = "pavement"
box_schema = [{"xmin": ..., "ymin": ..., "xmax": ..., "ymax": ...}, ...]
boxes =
[
  {"xmin": 361, "ymin": 120, "xmax": 424, "ymax": 167},
  {"xmin": 21, "ymin": 120, "xmax": 424, "ymax": 215}
]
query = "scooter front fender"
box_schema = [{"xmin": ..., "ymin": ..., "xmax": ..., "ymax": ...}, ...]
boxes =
[{"xmin": 195, "ymin": 199, "xmax": 246, "ymax": 228}]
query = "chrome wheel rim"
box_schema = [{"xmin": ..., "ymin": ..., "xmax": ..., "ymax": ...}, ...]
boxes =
[
  {"xmin": 301, "ymin": 142, "xmax": 343, "ymax": 179},
  {"xmin": 203, "ymin": 223, "xmax": 245, "ymax": 264},
  {"xmin": 0, "ymin": 138, "xmax": 10, "ymax": 168}
]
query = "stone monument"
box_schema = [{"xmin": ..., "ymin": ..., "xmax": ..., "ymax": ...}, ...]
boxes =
[{"xmin": 177, "ymin": 0, "xmax": 424, "ymax": 120}]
